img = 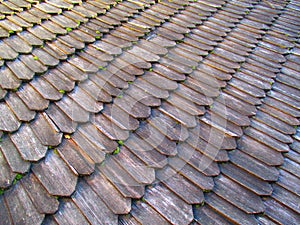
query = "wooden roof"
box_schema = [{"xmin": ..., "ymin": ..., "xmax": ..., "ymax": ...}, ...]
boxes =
[{"xmin": 0, "ymin": 0, "xmax": 299, "ymax": 224}]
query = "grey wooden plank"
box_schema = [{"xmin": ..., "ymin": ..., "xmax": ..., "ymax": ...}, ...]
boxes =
[
  {"xmin": 5, "ymin": 92, "xmax": 36, "ymax": 122},
  {"xmin": 31, "ymin": 77, "xmax": 63, "ymax": 101},
  {"xmin": 18, "ymin": 31, "xmax": 43, "ymax": 46},
  {"xmin": 136, "ymin": 122, "xmax": 178, "ymax": 156},
  {"xmin": 177, "ymin": 142, "xmax": 220, "ymax": 177},
  {"xmin": 17, "ymin": 83, "xmax": 49, "ymax": 111},
  {"xmin": 45, "ymin": 103, "xmax": 78, "ymax": 134},
  {"xmin": 32, "ymin": 48, "xmax": 60, "ymax": 67},
  {"xmin": 157, "ymin": 166, "xmax": 204, "ymax": 204},
  {"xmin": 10, "ymin": 124, "xmax": 47, "ymax": 161},
  {"xmin": 145, "ymin": 183, "xmax": 194, "ymax": 225},
  {"xmin": 0, "ymin": 136, "xmax": 30, "ymax": 173},
  {"xmin": 91, "ymin": 113, "xmax": 129, "ymax": 140},
  {"xmin": 114, "ymin": 147, "xmax": 156, "ymax": 184},
  {"xmin": 93, "ymin": 40, "xmax": 122, "ymax": 55},
  {"xmin": 57, "ymin": 139, "xmax": 95, "ymax": 175},
  {"xmin": 0, "ymin": 66, "xmax": 21, "ymax": 90},
  {"xmin": 229, "ymin": 150, "xmax": 279, "ymax": 181},
  {"xmin": 98, "ymin": 157, "xmax": 145, "ymax": 199},
  {"xmin": 0, "ymin": 102, "xmax": 21, "ymax": 132},
  {"xmin": 68, "ymin": 86, "xmax": 103, "ymax": 113},
  {"xmin": 159, "ymin": 102, "xmax": 197, "ymax": 128},
  {"xmin": 21, "ymin": 173, "xmax": 59, "ymax": 214},
  {"xmin": 85, "ymin": 170, "xmax": 131, "ymax": 214},
  {"xmin": 0, "ymin": 150, "xmax": 15, "ymax": 188},
  {"xmin": 264, "ymin": 199, "xmax": 300, "ymax": 225},
  {"xmin": 4, "ymin": 35, "xmax": 32, "ymax": 53},
  {"xmin": 72, "ymin": 130, "xmax": 105, "ymax": 164},
  {"xmin": 72, "ymin": 180, "xmax": 118, "ymax": 224},
  {"xmin": 6, "ymin": 58, "xmax": 35, "ymax": 80},
  {"xmin": 78, "ymin": 123, "xmax": 118, "ymax": 153},
  {"xmin": 125, "ymin": 85, "xmax": 161, "ymax": 107},
  {"xmin": 20, "ymin": 54, "xmax": 48, "ymax": 74},
  {"xmin": 28, "ymin": 25, "xmax": 56, "ymax": 41},
  {"xmin": 194, "ymin": 205, "xmax": 232, "ymax": 225},
  {"xmin": 36, "ymin": 2, "xmax": 62, "ymax": 14},
  {"xmin": 206, "ymin": 193, "xmax": 258, "ymax": 225},
  {"xmin": 131, "ymin": 201, "xmax": 170, "ymax": 225},
  {"xmin": 221, "ymin": 163, "xmax": 272, "ymax": 196},
  {"xmin": 114, "ymin": 94, "xmax": 151, "ymax": 119},
  {"xmin": 30, "ymin": 112, "xmax": 63, "ymax": 146},
  {"xmin": 42, "ymin": 20, "xmax": 67, "ymax": 35},
  {"xmin": 44, "ymin": 69, "xmax": 75, "ymax": 92},
  {"xmin": 0, "ymin": 196, "xmax": 13, "ymax": 225},
  {"xmin": 55, "ymin": 96, "xmax": 90, "ymax": 123},
  {"xmin": 32, "ymin": 151, "xmax": 78, "ymax": 196},
  {"xmin": 102, "ymin": 104, "xmax": 139, "ymax": 131},
  {"xmin": 5, "ymin": 184, "xmax": 45, "ymax": 225},
  {"xmin": 53, "ymin": 199, "xmax": 89, "ymax": 225},
  {"xmin": 214, "ymin": 175, "xmax": 265, "ymax": 214}
]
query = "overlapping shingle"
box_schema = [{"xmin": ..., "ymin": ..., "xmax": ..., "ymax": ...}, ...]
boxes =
[{"xmin": 0, "ymin": 0, "xmax": 299, "ymax": 224}]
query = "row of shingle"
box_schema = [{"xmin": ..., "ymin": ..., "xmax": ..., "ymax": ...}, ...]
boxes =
[
  {"xmin": 43, "ymin": 0, "xmax": 251, "ymax": 224},
  {"xmin": 119, "ymin": 0, "xmax": 292, "ymax": 223},
  {"xmin": 0, "ymin": 0, "xmax": 155, "ymax": 194},
  {"xmin": 259, "ymin": 8, "xmax": 300, "ymax": 222},
  {"xmin": 0, "ymin": 0, "xmax": 197, "ymax": 224},
  {"xmin": 118, "ymin": 0, "xmax": 279, "ymax": 224},
  {"xmin": 0, "ymin": 0, "xmax": 116, "ymax": 39},
  {"xmin": 194, "ymin": 1, "xmax": 300, "ymax": 224},
  {"xmin": 0, "ymin": 0, "xmax": 141, "ymax": 94}
]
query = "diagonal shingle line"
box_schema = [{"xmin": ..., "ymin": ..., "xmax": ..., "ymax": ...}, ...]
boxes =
[
  {"xmin": 0, "ymin": 0, "xmax": 155, "ymax": 193},
  {"xmin": 0, "ymin": 0, "xmax": 211, "ymax": 221},
  {"xmin": 120, "ymin": 0, "xmax": 267, "ymax": 223},
  {"xmin": 118, "ymin": 0, "xmax": 298, "ymax": 224},
  {"xmin": 55, "ymin": 0, "xmax": 292, "ymax": 222},
  {"xmin": 0, "ymin": 0, "xmax": 124, "ymax": 90},
  {"xmin": 38, "ymin": 0, "xmax": 252, "ymax": 222},
  {"xmin": 193, "ymin": 1, "xmax": 300, "ymax": 224},
  {"xmin": 113, "ymin": 0, "xmax": 288, "ymax": 222},
  {"xmin": 0, "ymin": 0, "xmax": 298, "ymax": 223},
  {"xmin": 0, "ymin": 0, "xmax": 109, "ymax": 43}
]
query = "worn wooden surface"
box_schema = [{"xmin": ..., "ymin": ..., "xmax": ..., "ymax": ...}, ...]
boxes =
[{"xmin": 0, "ymin": 0, "xmax": 299, "ymax": 224}]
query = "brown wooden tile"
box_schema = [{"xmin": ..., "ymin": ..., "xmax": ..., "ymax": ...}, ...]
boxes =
[
  {"xmin": 214, "ymin": 175, "xmax": 265, "ymax": 214},
  {"xmin": 72, "ymin": 179, "xmax": 118, "ymax": 224},
  {"xmin": 79, "ymin": 123, "xmax": 118, "ymax": 153},
  {"xmin": 4, "ymin": 184, "xmax": 45, "ymax": 224},
  {"xmin": 194, "ymin": 205, "xmax": 232, "ymax": 225},
  {"xmin": 157, "ymin": 166, "xmax": 204, "ymax": 204},
  {"xmin": 206, "ymin": 193, "xmax": 259, "ymax": 225},
  {"xmin": 264, "ymin": 199, "xmax": 300, "ymax": 225},
  {"xmin": 229, "ymin": 150, "xmax": 279, "ymax": 181},
  {"xmin": 145, "ymin": 183, "xmax": 194, "ymax": 225},
  {"xmin": 221, "ymin": 162, "xmax": 272, "ymax": 196},
  {"xmin": 0, "ymin": 135, "xmax": 30, "ymax": 174},
  {"xmin": 98, "ymin": 157, "xmax": 145, "ymax": 199},
  {"xmin": 130, "ymin": 201, "xmax": 170, "ymax": 225},
  {"xmin": 20, "ymin": 173, "xmax": 59, "ymax": 214},
  {"xmin": 238, "ymin": 135, "xmax": 284, "ymax": 166},
  {"xmin": 0, "ymin": 102, "xmax": 21, "ymax": 132},
  {"xmin": 53, "ymin": 199, "xmax": 89, "ymax": 225},
  {"xmin": 57, "ymin": 139, "xmax": 95, "ymax": 175},
  {"xmin": 85, "ymin": 170, "xmax": 131, "ymax": 214}
]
